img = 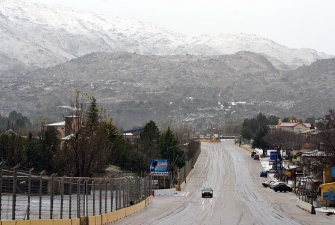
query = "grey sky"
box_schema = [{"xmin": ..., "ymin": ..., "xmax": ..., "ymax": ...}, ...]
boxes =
[{"xmin": 30, "ymin": 0, "xmax": 335, "ymax": 55}]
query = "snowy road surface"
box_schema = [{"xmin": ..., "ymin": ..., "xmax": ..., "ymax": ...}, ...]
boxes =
[{"xmin": 111, "ymin": 141, "xmax": 335, "ymax": 225}]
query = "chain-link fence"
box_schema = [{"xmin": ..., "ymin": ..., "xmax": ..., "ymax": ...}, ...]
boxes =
[
  {"xmin": 0, "ymin": 162, "xmax": 152, "ymax": 221},
  {"xmin": 179, "ymin": 143, "xmax": 201, "ymax": 184}
]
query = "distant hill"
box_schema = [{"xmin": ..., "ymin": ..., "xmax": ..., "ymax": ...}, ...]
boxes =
[
  {"xmin": 0, "ymin": 0, "xmax": 333, "ymax": 71},
  {"xmin": 1, "ymin": 52, "xmax": 335, "ymax": 130}
]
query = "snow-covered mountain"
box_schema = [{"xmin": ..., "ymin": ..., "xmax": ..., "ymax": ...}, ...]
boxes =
[{"xmin": 0, "ymin": 0, "xmax": 333, "ymax": 70}]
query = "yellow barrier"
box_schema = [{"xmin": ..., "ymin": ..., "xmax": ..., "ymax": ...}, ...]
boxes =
[
  {"xmin": 53, "ymin": 219, "xmax": 72, "ymax": 225},
  {"xmin": 199, "ymin": 139, "xmax": 220, "ymax": 143},
  {"xmin": 71, "ymin": 218, "xmax": 80, "ymax": 225},
  {"xmin": 1, "ymin": 221, "xmax": 16, "ymax": 225},
  {"xmin": 88, "ymin": 216, "xmax": 96, "ymax": 225},
  {"xmin": 118, "ymin": 208, "xmax": 126, "ymax": 220},
  {"xmin": 29, "ymin": 220, "xmax": 52, "ymax": 225},
  {"xmin": 101, "ymin": 214, "xmax": 107, "ymax": 225},
  {"xmin": 2, "ymin": 196, "xmax": 153, "ymax": 225},
  {"xmin": 237, "ymin": 144, "xmax": 254, "ymax": 152},
  {"xmin": 107, "ymin": 212, "xmax": 118, "ymax": 223},
  {"xmin": 95, "ymin": 215, "xmax": 101, "ymax": 225}
]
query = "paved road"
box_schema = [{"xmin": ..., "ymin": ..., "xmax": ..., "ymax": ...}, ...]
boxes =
[{"xmin": 112, "ymin": 141, "xmax": 335, "ymax": 225}]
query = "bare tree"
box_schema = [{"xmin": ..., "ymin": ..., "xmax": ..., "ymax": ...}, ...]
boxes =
[
  {"xmin": 263, "ymin": 129, "xmax": 297, "ymax": 155},
  {"xmin": 316, "ymin": 109, "xmax": 335, "ymax": 165},
  {"xmin": 58, "ymin": 91, "xmax": 119, "ymax": 177}
]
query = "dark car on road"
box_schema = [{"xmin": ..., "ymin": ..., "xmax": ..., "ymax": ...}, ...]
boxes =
[
  {"xmin": 202, "ymin": 187, "xmax": 213, "ymax": 198},
  {"xmin": 273, "ymin": 183, "xmax": 292, "ymax": 192}
]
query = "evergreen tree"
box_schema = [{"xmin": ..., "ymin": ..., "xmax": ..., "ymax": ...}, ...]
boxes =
[
  {"xmin": 140, "ymin": 120, "xmax": 160, "ymax": 160},
  {"xmin": 252, "ymin": 126, "xmax": 269, "ymax": 155},
  {"xmin": 86, "ymin": 96, "xmax": 99, "ymax": 133},
  {"xmin": 160, "ymin": 127, "xmax": 185, "ymax": 169}
]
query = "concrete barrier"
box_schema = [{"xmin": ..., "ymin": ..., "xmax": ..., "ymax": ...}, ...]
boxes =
[
  {"xmin": 107, "ymin": 211, "xmax": 118, "ymax": 223},
  {"xmin": 30, "ymin": 220, "xmax": 53, "ymax": 225},
  {"xmin": 101, "ymin": 213, "xmax": 107, "ymax": 225},
  {"xmin": 125, "ymin": 205, "xmax": 133, "ymax": 217},
  {"xmin": 118, "ymin": 208, "xmax": 126, "ymax": 220},
  {"xmin": 1, "ymin": 221, "xmax": 16, "ymax": 225},
  {"xmin": 199, "ymin": 139, "xmax": 220, "ymax": 143},
  {"xmin": 296, "ymin": 199, "xmax": 315, "ymax": 214},
  {"xmin": 53, "ymin": 219, "xmax": 72, "ymax": 225},
  {"xmin": 6, "ymin": 221, "xmax": 28, "ymax": 225},
  {"xmin": 71, "ymin": 218, "xmax": 80, "ymax": 225},
  {"xmin": 88, "ymin": 216, "xmax": 96, "ymax": 225},
  {"xmin": 95, "ymin": 215, "xmax": 102, "ymax": 225}
]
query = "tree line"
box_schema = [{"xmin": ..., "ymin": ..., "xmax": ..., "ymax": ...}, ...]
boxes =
[
  {"xmin": 243, "ymin": 112, "xmax": 335, "ymax": 180},
  {"xmin": 0, "ymin": 91, "xmax": 199, "ymax": 177}
]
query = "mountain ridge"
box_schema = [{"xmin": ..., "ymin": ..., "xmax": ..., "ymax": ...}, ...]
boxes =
[
  {"xmin": 1, "ymin": 51, "xmax": 335, "ymax": 129},
  {"xmin": 0, "ymin": 0, "xmax": 333, "ymax": 71}
]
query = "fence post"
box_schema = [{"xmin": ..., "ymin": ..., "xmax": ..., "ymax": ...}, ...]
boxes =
[
  {"xmin": 115, "ymin": 180, "xmax": 118, "ymax": 211},
  {"xmin": 105, "ymin": 181, "xmax": 108, "ymax": 213},
  {"xmin": 84, "ymin": 180, "xmax": 88, "ymax": 217},
  {"xmin": 39, "ymin": 170, "xmax": 45, "ymax": 219},
  {"xmin": 0, "ymin": 161, "xmax": 5, "ymax": 220},
  {"xmin": 77, "ymin": 178, "xmax": 82, "ymax": 218},
  {"xmin": 143, "ymin": 176, "xmax": 146, "ymax": 199},
  {"xmin": 121, "ymin": 179, "xmax": 124, "ymax": 208},
  {"xmin": 92, "ymin": 180, "xmax": 95, "ymax": 215},
  {"xmin": 99, "ymin": 180, "xmax": 103, "ymax": 215},
  {"xmin": 69, "ymin": 177, "xmax": 73, "ymax": 219},
  {"xmin": 110, "ymin": 180, "xmax": 114, "ymax": 212},
  {"xmin": 149, "ymin": 174, "xmax": 151, "ymax": 197},
  {"xmin": 26, "ymin": 168, "xmax": 34, "ymax": 220},
  {"xmin": 60, "ymin": 175, "xmax": 66, "ymax": 219},
  {"xmin": 12, "ymin": 164, "xmax": 20, "ymax": 220},
  {"xmin": 50, "ymin": 173, "xmax": 57, "ymax": 219}
]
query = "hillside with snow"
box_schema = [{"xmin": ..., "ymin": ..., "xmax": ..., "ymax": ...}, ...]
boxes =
[{"xmin": 0, "ymin": 0, "xmax": 333, "ymax": 70}]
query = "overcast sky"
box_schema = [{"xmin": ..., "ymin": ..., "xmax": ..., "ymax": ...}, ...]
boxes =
[{"xmin": 30, "ymin": 0, "xmax": 335, "ymax": 55}]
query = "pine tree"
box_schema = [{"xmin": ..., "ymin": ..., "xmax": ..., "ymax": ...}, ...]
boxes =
[{"xmin": 86, "ymin": 97, "xmax": 99, "ymax": 133}]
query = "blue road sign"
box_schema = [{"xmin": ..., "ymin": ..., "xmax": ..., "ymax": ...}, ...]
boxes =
[
  {"xmin": 323, "ymin": 192, "xmax": 335, "ymax": 201},
  {"xmin": 332, "ymin": 167, "xmax": 335, "ymax": 178}
]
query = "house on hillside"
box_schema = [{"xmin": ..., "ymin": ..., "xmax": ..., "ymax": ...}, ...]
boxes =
[
  {"xmin": 43, "ymin": 116, "xmax": 82, "ymax": 140},
  {"xmin": 276, "ymin": 119, "xmax": 311, "ymax": 133},
  {"xmin": 121, "ymin": 127, "xmax": 144, "ymax": 144}
]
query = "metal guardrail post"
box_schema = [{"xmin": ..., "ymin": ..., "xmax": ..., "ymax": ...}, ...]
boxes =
[
  {"xmin": 50, "ymin": 173, "xmax": 57, "ymax": 219},
  {"xmin": 0, "ymin": 161, "xmax": 5, "ymax": 220},
  {"xmin": 60, "ymin": 176, "xmax": 66, "ymax": 219},
  {"xmin": 39, "ymin": 170, "xmax": 45, "ymax": 219},
  {"xmin": 12, "ymin": 164, "xmax": 20, "ymax": 220}
]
